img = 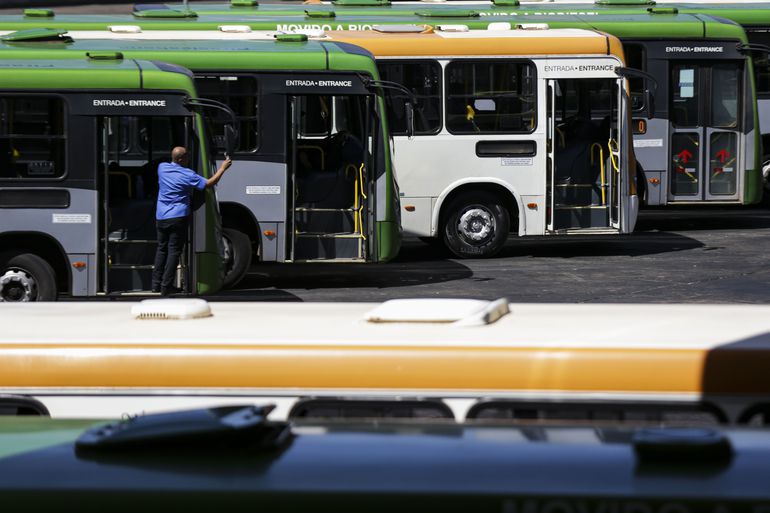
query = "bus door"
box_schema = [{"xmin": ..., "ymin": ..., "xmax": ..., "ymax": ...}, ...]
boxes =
[
  {"xmin": 97, "ymin": 114, "xmax": 194, "ymax": 293},
  {"xmin": 546, "ymin": 77, "xmax": 623, "ymax": 233},
  {"xmin": 669, "ymin": 62, "xmax": 742, "ymax": 202},
  {"xmin": 287, "ymin": 92, "xmax": 374, "ymax": 262}
]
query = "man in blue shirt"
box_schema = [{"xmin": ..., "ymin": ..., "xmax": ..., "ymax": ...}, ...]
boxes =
[{"xmin": 152, "ymin": 146, "xmax": 231, "ymax": 295}]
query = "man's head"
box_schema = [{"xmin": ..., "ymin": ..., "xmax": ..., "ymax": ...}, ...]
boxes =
[{"xmin": 171, "ymin": 146, "xmax": 189, "ymax": 167}]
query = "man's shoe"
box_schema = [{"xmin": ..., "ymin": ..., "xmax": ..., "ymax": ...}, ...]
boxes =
[
  {"xmin": 161, "ymin": 286, "xmax": 184, "ymax": 296},
  {"xmin": 151, "ymin": 286, "xmax": 161, "ymax": 293}
]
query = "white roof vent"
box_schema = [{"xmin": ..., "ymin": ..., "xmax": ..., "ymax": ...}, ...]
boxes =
[
  {"xmin": 219, "ymin": 25, "xmax": 252, "ymax": 33},
  {"xmin": 436, "ymin": 24, "xmax": 469, "ymax": 32},
  {"xmin": 108, "ymin": 25, "xmax": 142, "ymax": 33},
  {"xmin": 293, "ymin": 28, "xmax": 327, "ymax": 38},
  {"xmin": 487, "ymin": 22, "xmax": 512, "ymax": 31},
  {"xmin": 364, "ymin": 298, "xmax": 509, "ymax": 326},
  {"xmin": 516, "ymin": 23, "xmax": 550, "ymax": 30},
  {"xmin": 131, "ymin": 298, "xmax": 212, "ymax": 320}
]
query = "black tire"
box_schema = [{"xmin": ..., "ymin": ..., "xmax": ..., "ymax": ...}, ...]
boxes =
[
  {"xmin": 222, "ymin": 228, "xmax": 251, "ymax": 289},
  {"xmin": 0, "ymin": 253, "xmax": 58, "ymax": 302},
  {"xmin": 441, "ymin": 192, "xmax": 510, "ymax": 259}
]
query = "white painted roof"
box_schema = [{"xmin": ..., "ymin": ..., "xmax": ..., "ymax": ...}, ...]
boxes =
[{"xmin": 1, "ymin": 300, "xmax": 768, "ymax": 350}]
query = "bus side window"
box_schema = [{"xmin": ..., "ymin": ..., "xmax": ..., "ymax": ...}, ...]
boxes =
[
  {"xmin": 195, "ymin": 75, "xmax": 259, "ymax": 156},
  {"xmin": 444, "ymin": 60, "xmax": 536, "ymax": 134},
  {"xmin": 377, "ymin": 60, "xmax": 442, "ymax": 136},
  {"xmin": 747, "ymin": 30, "xmax": 770, "ymax": 98},
  {"xmin": 625, "ymin": 44, "xmax": 647, "ymax": 112},
  {"xmin": 0, "ymin": 96, "xmax": 66, "ymax": 180}
]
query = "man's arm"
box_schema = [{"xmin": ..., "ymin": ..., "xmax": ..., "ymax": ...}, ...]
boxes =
[{"xmin": 206, "ymin": 159, "xmax": 232, "ymax": 188}]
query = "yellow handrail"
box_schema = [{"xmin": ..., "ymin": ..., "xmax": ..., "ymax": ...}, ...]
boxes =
[
  {"xmin": 590, "ymin": 142, "xmax": 606, "ymax": 206},
  {"xmin": 353, "ymin": 162, "xmax": 367, "ymax": 239}
]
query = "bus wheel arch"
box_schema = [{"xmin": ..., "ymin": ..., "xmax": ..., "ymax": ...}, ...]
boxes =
[
  {"xmin": 0, "ymin": 233, "xmax": 67, "ymax": 301},
  {"xmin": 437, "ymin": 183, "xmax": 518, "ymax": 259},
  {"xmin": 219, "ymin": 202, "xmax": 257, "ymax": 289}
]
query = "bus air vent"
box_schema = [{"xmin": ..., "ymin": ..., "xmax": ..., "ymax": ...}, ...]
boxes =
[
  {"xmin": 364, "ymin": 298, "xmax": 510, "ymax": 326},
  {"xmin": 415, "ymin": 9, "xmax": 480, "ymax": 18},
  {"xmin": 647, "ymin": 7, "xmax": 678, "ymax": 15},
  {"xmin": 332, "ymin": 0, "xmax": 392, "ymax": 6},
  {"xmin": 437, "ymin": 24, "xmax": 470, "ymax": 32},
  {"xmin": 0, "ymin": 28, "xmax": 71, "ymax": 43},
  {"xmin": 219, "ymin": 25, "xmax": 253, "ymax": 33},
  {"xmin": 75, "ymin": 405, "xmax": 290, "ymax": 452},
  {"xmin": 231, "ymin": 0, "xmax": 259, "ymax": 6},
  {"xmin": 373, "ymin": 24, "xmax": 429, "ymax": 33},
  {"xmin": 131, "ymin": 298, "xmax": 212, "ymax": 320},
  {"xmin": 87, "ymin": 51, "xmax": 124, "ymax": 61},
  {"xmin": 516, "ymin": 23, "xmax": 549, "ymax": 30},
  {"xmin": 595, "ymin": 0, "xmax": 655, "ymax": 5},
  {"xmin": 305, "ymin": 10, "xmax": 336, "ymax": 18},
  {"xmin": 487, "ymin": 22, "xmax": 512, "ymax": 31},
  {"xmin": 275, "ymin": 33, "xmax": 309, "ymax": 42},
  {"xmin": 132, "ymin": 7, "xmax": 197, "ymax": 18},
  {"xmin": 109, "ymin": 25, "xmax": 143, "ymax": 34},
  {"xmin": 23, "ymin": 9, "xmax": 54, "ymax": 18},
  {"xmin": 493, "ymin": 0, "xmax": 520, "ymax": 6},
  {"xmin": 632, "ymin": 427, "xmax": 732, "ymax": 464}
]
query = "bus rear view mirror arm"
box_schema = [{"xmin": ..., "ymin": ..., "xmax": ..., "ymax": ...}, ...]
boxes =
[
  {"xmin": 185, "ymin": 97, "xmax": 240, "ymax": 157},
  {"xmin": 615, "ymin": 66, "xmax": 658, "ymax": 119},
  {"xmin": 359, "ymin": 75, "xmax": 419, "ymax": 139}
]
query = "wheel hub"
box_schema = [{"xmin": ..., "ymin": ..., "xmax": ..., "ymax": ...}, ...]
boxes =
[
  {"xmin": 458, "ymin": 207, "xmax": 495, "ymax": 243},
  {"xmin": 0, "ymin": 269, "xmax": 36, "ymax": 302}
]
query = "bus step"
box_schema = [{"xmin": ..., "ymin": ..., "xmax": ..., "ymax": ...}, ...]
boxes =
[
  {"xmin": 108, "ymin": 240, "xmax": 157, "ymax": 266},
  {"xmin": 553, "ymin": 183, "xmax": 606, "ymax": 206},
  {"xmin": 295, "ymin": 232, "xmax": 363, "ymax": 239},
  {"xmin": 553, "ymin": 205, "xmax": 609, "ymax": 229},
  {"xmin": 108, "ymin": 265, "xmax": 154, "ymax": 292},
  {"xmin": 293, "ymin": 235, "xmax": 363, "ymax": 261},
  {"xmin": 294, "ymin": 207, "xmax": 356, "ymax": 213},
  {"xmin": 295, "ymin": 209, "xmax": 356, "ymax": 234}
]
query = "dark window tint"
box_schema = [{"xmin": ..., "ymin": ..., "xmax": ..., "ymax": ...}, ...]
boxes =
[
  {"xmin": 671, "ymin": 65, "xmax": 700, "ymax": 127},
  {"xmin": 378, "ymin": 60, "xmax": 441, "ymax": 135},
  {"xmin": 196, "ymin": 75, "xmax": 259, "ymax": 154},
  {"xmin": 445, "ymin": 60, "xmax": 536, "ymax": 134},
  {"xmin": 748, "ymin": 30, "xmax": 770, "ymax": 97},
  {"xmin": 0, "ymin": 96, "xmax": 66, "ymax": 180},
  {"xmin": 711, "ymin": 64, "xmax": 740, "ymax": 129},
  {"xmin": 300, "ymin": 95, "xmax": 333, "ymax": 137},
  {"xmin": 625, "ymin": 44, "xmax": 646, "ymax": 111}
]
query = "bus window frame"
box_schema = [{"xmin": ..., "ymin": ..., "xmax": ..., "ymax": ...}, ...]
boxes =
[
  {"xmin": 444, "ymin": 58, "xmax": 538, "ymax": 136},
  {"xmin": 377, "ymin": 58, "xmax": 443, "ymax": 137},
  {"xmin": 0, "ymin": 92, "xmax": 68, "ymax": 183},
  {"xmin": 194, "ymin": 72, "xmax": 261, "ymax": 158},
  {"xmin": 624, "ymin": 42, "xmax": 648, "ymax": 113}
]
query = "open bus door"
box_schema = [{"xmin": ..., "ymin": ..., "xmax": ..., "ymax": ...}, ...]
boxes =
[
  {"xmin": 97, "ymin": 114, "xmax": 195, "ymax": 294},
  {"xmin": 284, "ymin": 84, "xmax": 376, "ymax": 262},
  {"xmin": 546, "ymin": 77, "xmax": 624, "ymax": 233}
]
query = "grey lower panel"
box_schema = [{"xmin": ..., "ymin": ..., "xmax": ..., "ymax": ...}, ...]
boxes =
[{"xmin": 293, "ymin": 236, "xmax": 363, "ymax": 261}]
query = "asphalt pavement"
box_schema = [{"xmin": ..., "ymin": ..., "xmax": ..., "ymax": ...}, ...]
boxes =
[{"xmin": 208, "ymin": 207, "xmax": 770, "ymax": 303}]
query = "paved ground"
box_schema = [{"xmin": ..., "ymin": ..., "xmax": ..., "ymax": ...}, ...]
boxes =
[{"xmin": 207, "ymin": 207, "xmax": 770, "ymax": 303}]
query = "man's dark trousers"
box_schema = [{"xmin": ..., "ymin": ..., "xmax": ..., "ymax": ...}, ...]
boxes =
[{"xmin": 152, "ymin": 216, "xmax": 188, "ymax": 292}]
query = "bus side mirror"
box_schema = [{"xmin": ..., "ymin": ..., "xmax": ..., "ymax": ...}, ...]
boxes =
[
  {"xmin": 405, "ymin": 102, "xmax": 415, "ymax": 139},
  {"xmin": 224, "ymin": 124, "xmax": 237, "ymax": 158},
  {"xmin": 646, "ymin": 89, "xmax": 656, "ymax": 120}
]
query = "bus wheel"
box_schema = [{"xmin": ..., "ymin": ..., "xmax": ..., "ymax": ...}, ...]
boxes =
[
  {"xmin": 0, "ymin": 253, "xmax": 58, "ymax": 302},
  {"xmin": 442, "ymin": 192, "xmax": 509, "ymax": 258},
  {"xmin": 222, "ymin": 228, "xmax": 251, "ymax": 289}
]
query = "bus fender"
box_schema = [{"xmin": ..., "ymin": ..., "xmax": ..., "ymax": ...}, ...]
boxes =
[{"xmin": 431, "ymin": 178, "xmax": 523, "ymax": 237}]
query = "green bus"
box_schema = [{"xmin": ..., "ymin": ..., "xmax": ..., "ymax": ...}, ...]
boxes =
[
  {"xmin": 150, "ymin": 0, "xmax": 770, "ymax": 189},
  {"xmin": 0, "ymin": 9, "xmax": 760, "ymax": 207},
  {"xmin": 0, "ymin": 29, "xmax": 402, "ymax": 276},
  {"xmin": 0, "ymin": 56, "xmax": 229, "ymax": 301}
]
